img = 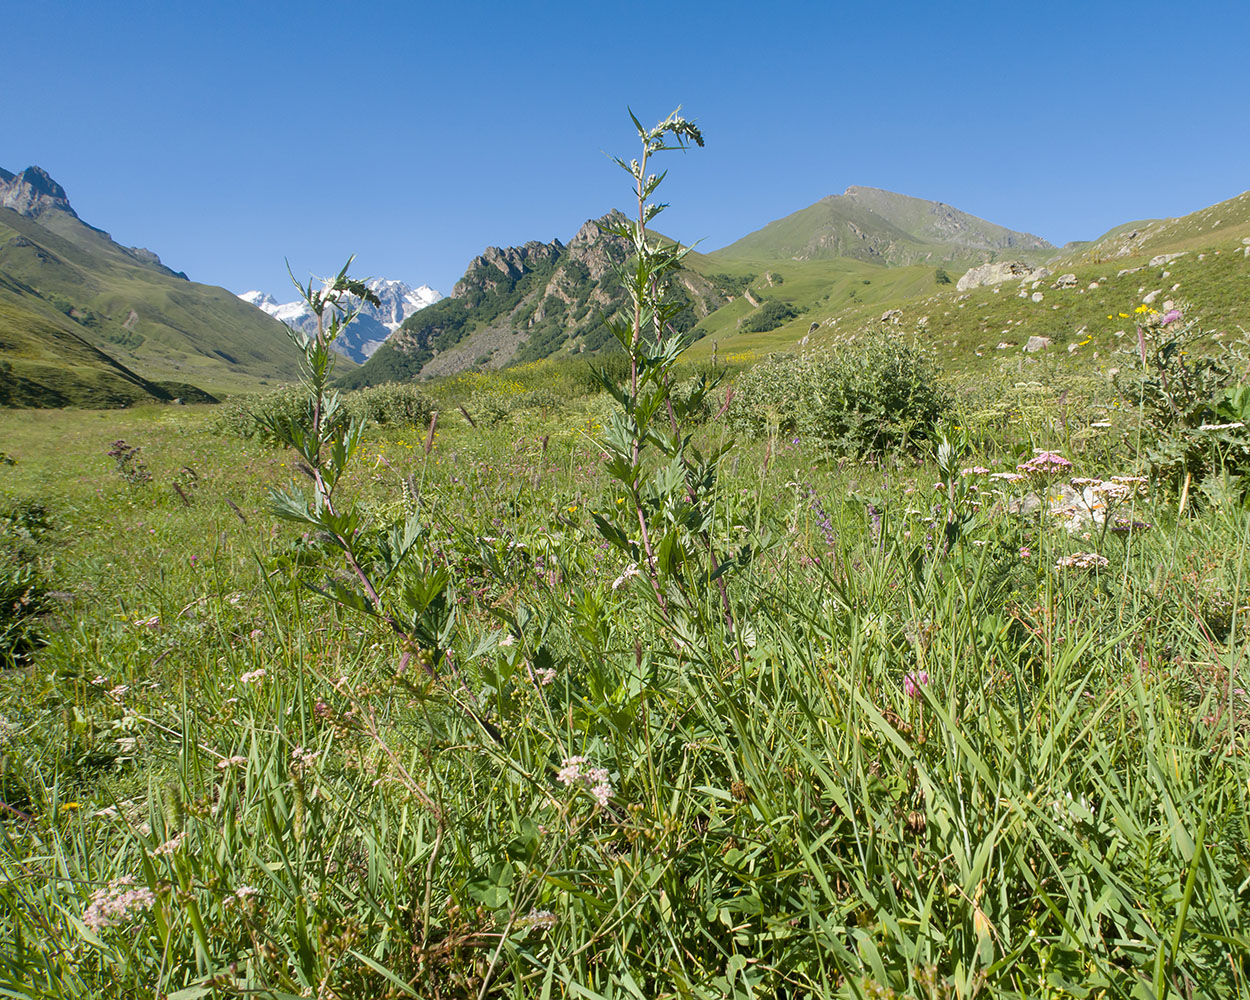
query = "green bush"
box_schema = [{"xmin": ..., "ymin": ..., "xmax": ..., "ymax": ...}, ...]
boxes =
[
  {"xmin": 466, "ymin": 386, "xmax": 561, "ymax": 426},
  {"xmin": 1115, "ymin": 324, "xmax": 1250, "ymax": 488},
  {"xmin": 213, "ymin": 383, "xmax": 434, "ymax": 441},
  {"xmin": 727, "ymin": 332, "xmax": 950, "ymax": 453},
  {"xmin": 739, "ymin": 299, "xmax": 802, "ymax": 334},
  {"xmin": 0, "ymin": 499, "xmax": 53, "ymax": 667}
]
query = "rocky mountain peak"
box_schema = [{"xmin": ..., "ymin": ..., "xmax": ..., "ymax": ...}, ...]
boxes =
[
  {"xmin": 0, "ymin": 166, "xmax": 78, "ymax": 220},
  {"xmin": 565, "ymin": 211, "xmax": 631, "ymax": 280}
]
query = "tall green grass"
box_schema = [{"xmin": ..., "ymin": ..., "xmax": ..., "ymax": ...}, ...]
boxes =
[{"xmin": 0, "ymin": 387, "xmax": 1246, "ymax": 997}]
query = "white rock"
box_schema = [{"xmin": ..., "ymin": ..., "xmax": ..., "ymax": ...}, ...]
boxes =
[
  {"xmin": 1142, "ymin": 289, "xmax": 1162, "ymax": 304},
  {"xmin": 1023, "ymin": 335, "xmax": 1052, "ymax": 352},
  {"xmin": 1088, "ymin": 281, "xmax": 1099, "ymax": 290},
  {"xmin": 1148, "ymin": 252, "xmax": 1188, "ymax": 267}
]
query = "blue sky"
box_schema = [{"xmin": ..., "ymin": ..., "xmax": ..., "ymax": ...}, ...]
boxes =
[{"xmin": 6, "ymin": 0, "xmax": 1249, "ymax": 297}]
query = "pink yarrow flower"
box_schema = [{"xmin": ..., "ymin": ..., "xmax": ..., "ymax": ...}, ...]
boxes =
[
  {"xmin": 557, "ymin": 756, "xmax": 613, "ymax": 807},
  {"xmin": 902, "ymin": 670, "xmax": 929, "ymax": 699},
  {"xmin": 1017, "ymin": 451, "xmax": 1072, "ymax": 476},
  {"xmin": 82, "ymin": 877, "xmax": 156, "ymax": 933}
]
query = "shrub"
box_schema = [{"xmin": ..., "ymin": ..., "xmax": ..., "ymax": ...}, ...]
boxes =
[
  {"xmin": 467, "ymin": 387, "xmax": 561, "ymax": 426},
  {"xmin": 739, "ymin": 299, "xmax": 802, "ymax": 334},
  {"xmin": 0, "ymin": 499, "xmax": 53, "ymax": 667},
  {"xmin": 1115, "ymin": 321, "xmax": 1250, "ymax": 488},
  {"xmin": 213, "ymin": 383, "xmax": 434, "ymax": 440},
  {"xmin": 727, "ymin": 331, "xmax": 950, "ymax": 454}
]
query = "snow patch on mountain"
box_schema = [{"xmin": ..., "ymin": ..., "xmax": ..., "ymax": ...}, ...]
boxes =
[{"xmin": 237, "ymin": 279, "xmax": 443, "ymax": 362}]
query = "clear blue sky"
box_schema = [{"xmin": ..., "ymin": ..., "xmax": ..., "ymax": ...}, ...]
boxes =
[{"xmin": 6, "ymin": 0, "xmax": 1248, "ymax": 298}]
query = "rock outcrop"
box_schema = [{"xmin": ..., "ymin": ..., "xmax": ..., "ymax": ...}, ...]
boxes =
[{"xmin": 956, "ymin": 260, "xmax": 1051, "ymax": 292}]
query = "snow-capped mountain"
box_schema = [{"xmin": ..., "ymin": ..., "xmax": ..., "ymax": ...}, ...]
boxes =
[{"xmin": 238, "ymin": 279, "xmax": 443, "ymax": 363}]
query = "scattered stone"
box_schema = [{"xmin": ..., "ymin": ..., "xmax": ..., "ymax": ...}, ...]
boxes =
[
  {"xmin": 996, "ymin": 342, "xmax": 1013, "ymax": 350},
  {"xmin": 1148, "ymin": 251, "xmax": 1188, "ymax": 267},
  {"xmin": 1068, "ymin": 343, "xmax": 1079, "ymax": 353},
  {"xmin": 879, "ymin": 310, "xmax": 901, "ymax": 327},
  {"xmin": 1142, "ymin": 289, "xmax": 1162, "ymax": 304},
  {"xmin": 1031, "ymin": 280, "xmax": 1042, "ymax": 290},
  {"xmin": 1053, "ymin": 273, "xmax": 1078, "ymax": 288},
  {"xmin": 1023, "ymin": 335, "xmax": 1052, "ymax": 352},
  {"xmin": 1031, "ymin": 291, "xmax": 1044, "ymax": 302},
  {"xmin": 1087, "ymin": 281, "xmax": 1099, "ymax": 290},
  {"xmin": 1118, "ymin": 266, "xmax": 1143, "ymax": 277}
]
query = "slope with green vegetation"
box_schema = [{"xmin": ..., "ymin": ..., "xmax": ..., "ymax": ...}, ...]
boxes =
[
  {"xmin": 716, "ymin": 185, "xmax": 1054, "ymax": 266},
  {"xmin": 688, "ymin": 189, "xmax": 1250, "ymax": 381},
  {"xmin": 0, "ymin": 167, "xmax": 303, "ymax": 407}
]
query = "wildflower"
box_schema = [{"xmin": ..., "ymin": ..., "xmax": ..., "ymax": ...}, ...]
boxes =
[
  {"xmin": 902, "ymin": 670, "xmax": 929, "ymax": 699},
  {"xmin": 82, "ymin": 877, "xmax": 156, "ymax": 933},
  {"xmin": 216, "ymin": 756, "xmax": 248, "ymax": 770},
  {"xmin": 107, "ymin": 685, "xmax": 129, "ymax": 701},
  {"xmin": 60, "ymin": 801, "xmax": 81, "ymax": 813},
  {"xmin": 517, "ymin": 908, "xmax": 557, "ymax": 930},
  {"xmin": 1198, "ymin": 421, "xmax": 1245, "ymax": 432},
  {"xmin": 557, "ymin": 756, "xmax": 613, "ymax": 807},
  {"xmin": 1017, "ymin": 451, "xmax": 1072, "ymax": 476},
  {"xmin": 990, "ymin": 471, "xmax": 1025, "ymax": 483},
  {"xmin": 527, "ymin": 663, "xmax": 557, "ymax": 686},
  {"xmin": 1161, "ymin": 309, "xmax": 1182, "ymax": 325},
  {"xmin": 960, "ymin": 467, "xmax": 989, "ymax": 476},
  {"xmin": 152, "ymin": 832, "xmax": 187, "ymax": 856},
  {"xmin": 133, "ymin": 615, "xmax": 160, "ymax": 629},
  {"xmin": 498, "ymin": 633, "xmax": 517, "ymax": 648},
  {"xmin": 1055, "ymin": 552, "xmax": 1109, "ymax": 570},
  {"xmin": 239, "ymin": 669, "xmax": 267, "ymax": 685},
  {"xmin": 612, "ymin": 563, "xmax": 641, "ymax": 590},
  {"xmin": 290, "ymin": 746, "xmax": 319, "ymax": 771},
  {"xmin": 1019, "ymin": 546, "xmax": 1031, "ymax": 559}
]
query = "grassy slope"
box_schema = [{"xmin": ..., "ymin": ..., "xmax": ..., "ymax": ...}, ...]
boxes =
[
  {"xmin": 685, "ymin": 207, "xmax": 1250, "ymax": 380},
  {"xmin": 0, "ymin": 208, "xmax": 305, "ymax": 403},
  {"xmin": 715, "ymin": 187, "xmax": 1054, "ymax": 267}
]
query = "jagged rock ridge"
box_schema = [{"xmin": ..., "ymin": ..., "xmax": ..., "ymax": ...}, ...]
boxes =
[{"xmin": 344, "ymin": 212, "xmax": 729, "ymax": 386}]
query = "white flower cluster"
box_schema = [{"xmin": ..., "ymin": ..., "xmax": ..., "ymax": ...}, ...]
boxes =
[
  {"xmin": 1055, "ymin": 552, "xmax": 1110, "ymax": 570},
  {"xmin": 556, "ymin": 756, "xmax": 613, "ymax": 808},
  {"xmin": 82, "ymin": 877, "xmax": 156, "ymax": 933}
]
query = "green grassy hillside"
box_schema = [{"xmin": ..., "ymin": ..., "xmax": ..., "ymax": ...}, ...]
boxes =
[
  {"xmin": 716, "ymin": 185, "xmax": 1054, "ymax": 267},
  {"xmin": 686, "ymin": 194, "xmax": 1250, "ymax": 379},
  {"xmin": 0, "ymin": 198, "xmax": 304, "ymax": 406}
]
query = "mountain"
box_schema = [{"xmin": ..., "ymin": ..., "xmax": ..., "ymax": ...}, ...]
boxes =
[
  {"xmin": 716, "ymin": 186, "xmax": 1054, "ymax": 267},
  {"xmin": 0, "ymin": 166, "xmax": 302, "ymax": 407},
  {"xmin": 341, "ymin": 212, "xmax": 733, "ymax": 387},
  {"xmin": 237, "ymin": 279, "xmax": 443, "ymax": 362}
]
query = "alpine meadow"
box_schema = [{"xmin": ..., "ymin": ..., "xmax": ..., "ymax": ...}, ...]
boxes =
[{"xmin": 3, "ymin": 93, "xmax": 1250, "ymax": 1000}]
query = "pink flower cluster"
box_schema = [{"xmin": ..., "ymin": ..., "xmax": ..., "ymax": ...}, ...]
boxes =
[
  {"xmin": 1017, "ymin": 451, "xmax": 1073, "ymax": 476},
  {"xmin": 902, "ymin": 670, "xmax": 929, "ymax": 699},
  {"xmin": 82, "ymin": 877, "xmax": 156, "ymax": 933},
  {"xmin": 556, "ymin": 756, "xmax": 613, "ymax": 808}
]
